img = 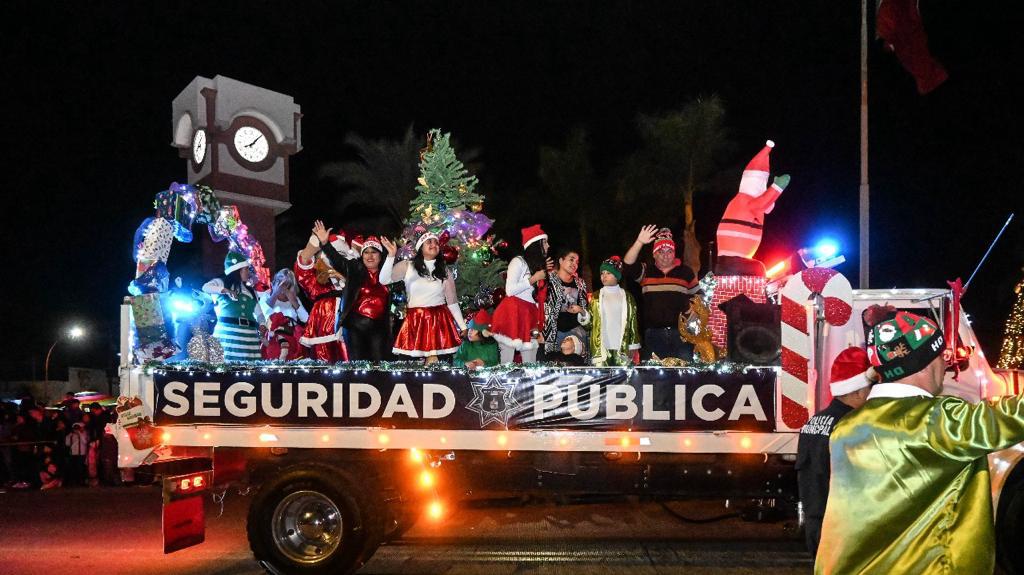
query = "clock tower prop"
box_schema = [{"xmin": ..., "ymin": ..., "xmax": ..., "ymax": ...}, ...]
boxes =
[{"xmin": 171, "ymin": 75, "xmax": 302, "ymax": 276}]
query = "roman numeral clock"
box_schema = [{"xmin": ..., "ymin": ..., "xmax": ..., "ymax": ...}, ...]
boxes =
[{"xmin": 171, "ymin": 75, "xmax": 302, "ymax": 275}]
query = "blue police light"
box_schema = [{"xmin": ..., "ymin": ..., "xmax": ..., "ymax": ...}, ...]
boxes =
[
  {"xmin": 798, "ymin": 238, "xmax": 846, "ymax": 269},
  {"xmin": 170, "ymin": 294, "xmax": 196, "ymax": 316},
  {"xmin": 813, "ymin": 240, "xmax": 839, "ymax": 259}
]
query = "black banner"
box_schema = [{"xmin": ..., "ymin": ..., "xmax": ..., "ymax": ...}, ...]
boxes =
[{"xmin": 153, "ymin": 368, "xmax": 776, "ymax": 432}]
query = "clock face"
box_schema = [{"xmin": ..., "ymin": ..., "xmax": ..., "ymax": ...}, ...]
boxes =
[
  {"xmin": 233, "ymin": 126, "xmax": 270, "ymax": 164},
  {"xmin": 191, "ymin": 128, "xmax": 207, "ymax": 165}
]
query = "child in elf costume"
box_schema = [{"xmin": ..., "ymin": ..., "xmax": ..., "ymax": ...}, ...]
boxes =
[
  {"xmin": 202, "ymin": 251, "xmax": 265, "ymax": 363},
  {"xmin": 585, "ymin": 256, "xmax": 641, "ymax": 366},
  {"xmin": 453, "ymin": 309, "xmax": 499, "ymax": 370}
]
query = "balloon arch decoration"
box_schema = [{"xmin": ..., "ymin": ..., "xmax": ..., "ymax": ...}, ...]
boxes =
[{"xmin": 127, "ymin": 182, "xmax": 269, "ymax": 362}]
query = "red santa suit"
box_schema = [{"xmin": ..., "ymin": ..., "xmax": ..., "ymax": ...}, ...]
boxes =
[
  {"xmin": 716, "ymin": 140, "xmax": 783, "ymax": 260},
  {"xmin": 259, "ymin": 293, "xmax": 308, "ymax": 361},
  {"xmin": 294, "ymin": 235, "xmax": 352, "ymax": 362}
]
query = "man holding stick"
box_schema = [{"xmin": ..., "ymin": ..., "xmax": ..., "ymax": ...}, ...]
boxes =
[{"xmin": 817, "ymin": 305, "xmax": 1024, "ymax": 574}]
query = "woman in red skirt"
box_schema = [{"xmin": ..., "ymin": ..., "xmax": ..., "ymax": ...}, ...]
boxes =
[
  {"xmin": 379, "ymin": 232, "xmax": 466, "ymax": 363},
  {"xmin": 490, "ymin": 224, "xmax": 553, "ymax": 363}
]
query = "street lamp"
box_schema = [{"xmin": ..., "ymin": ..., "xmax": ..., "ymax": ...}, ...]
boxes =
[{"xmin": 44, "ymin": 325, "xmax": 86, "ymax": 384}]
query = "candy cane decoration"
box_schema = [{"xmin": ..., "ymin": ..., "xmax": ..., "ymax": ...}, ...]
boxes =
[{"xmin": 779, "ymin": 268, "xmax": 853, "ymax": 430}]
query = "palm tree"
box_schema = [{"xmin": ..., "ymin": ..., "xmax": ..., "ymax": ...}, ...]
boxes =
[
  {"xmin": 317, "ymin": 125, "xmax": 422, "ymax": 236},
  {"xmin": 619, "ymin": 95, "xmax": 734, "ymax": 272},
  {"xmin": 538, "ymin": 126, "xmax": 601, "ymax": 262},
  {"xmin": 319, "ymin": 127, "xmax": 485, "ymax": 238}
]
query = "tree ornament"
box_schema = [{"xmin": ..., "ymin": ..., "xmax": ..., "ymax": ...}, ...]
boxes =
[
  {"xmin": 419, "ymin": 130, "xmax": 434, "ymax": 161},
  {"xmin": 470, "ymin": 202, "xmax": 483, "ymax": 212},
  {"xmin": 442, "ymin": 245, "xmax": 459, "ymax": 264}
]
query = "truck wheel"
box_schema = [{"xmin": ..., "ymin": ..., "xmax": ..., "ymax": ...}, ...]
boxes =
[{"xmin": 247, "ymin": 465, "xmax": 383, "ymax": 575}]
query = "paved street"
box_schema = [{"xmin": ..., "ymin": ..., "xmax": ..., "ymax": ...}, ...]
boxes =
[{"xmin": 0, "ymin": 486, "xmax": 811, "ymax": 574}]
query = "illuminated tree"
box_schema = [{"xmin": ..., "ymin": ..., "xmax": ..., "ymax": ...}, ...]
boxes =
[{"xmin": 997, "ymin": 271, "xmax": 1024, "ymax": 370}]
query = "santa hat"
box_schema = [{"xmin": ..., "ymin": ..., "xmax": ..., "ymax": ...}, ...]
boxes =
[
  {"xmin": 468, "ymin": 308, "xmax": 492, "ymax": 331},
  {"xmin": 829, "ymin": 347, "xmax": 874, "ymax": 396},
  {"xmin": 653, "ymin": 228, "xmax": 676, "ymax": 253},
  {"xmin": 308, "ymin": 231, "xmax": 349, "ymax": 253},
  {"xmin": 328, "ymin": 233, "xmax": 347, "ymax": 252},
  {"xmin": 563, "ymin": 334, "xmax": 584, "ymax": 355},
  {"xmin": 738, "ymin": 140, "xmax": 775, "ymax": 197},
  {"xmin": 352, "ymin": 235, "xmax": 383, "ymax": 254},
  {"xmin": 224, "ymin": 251, "xmax": 251, "ymax": 275},
  {"xmin": 415, "ymin": 231, "xmax": 439, "ymax": 252},
  {"xmin": 521, "ymin": 224, "xmax": 548, "ymax": 249}
]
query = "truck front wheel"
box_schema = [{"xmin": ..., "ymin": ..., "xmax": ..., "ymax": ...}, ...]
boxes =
[{"xmin": 247, "ymin": 465, "xmax": 383, "ymax": 575}]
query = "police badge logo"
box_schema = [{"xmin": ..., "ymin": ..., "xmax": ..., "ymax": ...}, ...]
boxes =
[{"xmin": 466, "ymin": 376, "xmax": 520, "ymax": 428}]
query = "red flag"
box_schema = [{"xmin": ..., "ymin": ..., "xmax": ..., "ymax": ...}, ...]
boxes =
[{"xmin": 876, "ymin": 0, "xmax": 949, "ymax": 94}]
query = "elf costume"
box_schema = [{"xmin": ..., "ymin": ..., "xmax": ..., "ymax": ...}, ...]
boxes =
[
  {"xmin": 715, "ymin": 141, "xmax": 789, "ymax": 262},
  {"xmin": 454, "ymin": 309, "xmax": 499, "ymax": 369},
  {"xmin": 586, "ymin": 257, "xmax": 640, "ymax": 366},
  {"xmin": 203, "ymin": 252, "xmax": 264, "ymax": 363},
  {"xmin": 817, "ymin": 308, "xmax": 1024, "ymax": 574},
  {"xmin": 294, "ymin": 233, "xmax": 351, "ymax": 363}
]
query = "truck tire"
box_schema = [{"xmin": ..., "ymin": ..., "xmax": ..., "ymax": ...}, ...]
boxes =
[{"xmin": 247, "ymin": 464, "xmax": 384, "ymax": 575}]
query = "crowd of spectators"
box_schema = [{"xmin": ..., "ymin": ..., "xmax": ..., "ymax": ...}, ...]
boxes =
[{"xmin": 1, "ymin": 392, "xmax": 128, "ymax": 491}]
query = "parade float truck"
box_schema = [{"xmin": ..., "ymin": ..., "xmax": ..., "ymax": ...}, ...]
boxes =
[{"xmin": 112, "ymin": 269, "xmax": 1022, "ymax": 575}]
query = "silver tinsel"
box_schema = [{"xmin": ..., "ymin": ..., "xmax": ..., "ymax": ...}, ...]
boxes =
[
  {"xmin": 698, "ymin": 272, "xmax": 716, "ymax": 306},
  {"xmin": 186, "ymin": 323, "xmax": 224, "ymax": 364}
]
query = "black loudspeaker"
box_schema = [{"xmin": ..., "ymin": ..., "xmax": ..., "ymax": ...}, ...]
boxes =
[{"xmin": 718, "ymin": 294, "xmax": 781, "ymax": 365}]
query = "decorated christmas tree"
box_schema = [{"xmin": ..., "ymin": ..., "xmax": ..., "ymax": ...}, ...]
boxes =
[
  {"xmin": 996, "ymin": 270, "xmax": 1024, "ymax": 370},
  {"xmin": 400, "ymin": 129, "xmax": 508, "ymax": 311}
]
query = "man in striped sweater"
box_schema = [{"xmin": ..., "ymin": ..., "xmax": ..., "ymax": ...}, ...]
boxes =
[{"xmin": 623, "ymin": 226, "xmax": 701, "ymax": 361}]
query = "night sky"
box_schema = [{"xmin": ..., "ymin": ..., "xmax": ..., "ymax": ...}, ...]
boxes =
[{"xmin": 3, "ymin": 2, "xmax": 1021, "ymax": 380}]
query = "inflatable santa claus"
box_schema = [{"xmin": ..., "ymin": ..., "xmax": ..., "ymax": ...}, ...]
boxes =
[{"xmin": 715, "ymin": 140, "xmax": 790, "ymax": 276}]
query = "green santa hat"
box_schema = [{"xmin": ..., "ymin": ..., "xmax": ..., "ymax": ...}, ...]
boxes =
[{"xmin": 224, "ymin": 251, "xmax": 251, "ymax": 275}]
